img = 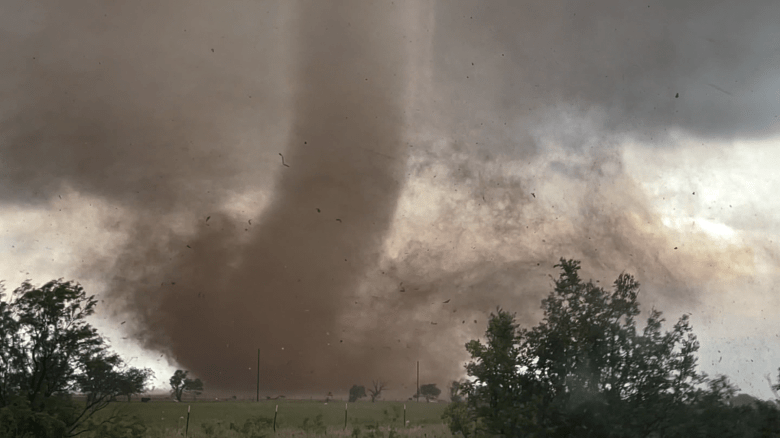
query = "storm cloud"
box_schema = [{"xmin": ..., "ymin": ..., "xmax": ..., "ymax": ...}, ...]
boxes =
[{"xmin": 1, "ymin": 0, "xmax": 778, "ymax": 397}]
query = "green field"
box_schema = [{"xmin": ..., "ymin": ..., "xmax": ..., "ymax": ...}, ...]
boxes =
[{"xmin": 98, "ymin": 400, "xmax": 453, "ymax": 437}]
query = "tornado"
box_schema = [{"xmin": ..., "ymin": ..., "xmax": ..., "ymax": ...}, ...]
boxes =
[{"xmin": 118, "ymin": 0, "xmax": 416, "ymax": 392}]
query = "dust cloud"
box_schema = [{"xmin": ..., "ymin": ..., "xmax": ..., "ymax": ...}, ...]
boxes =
[{"xmin": 1, "ymin": 0, "xmax": 778, "ymax": 398}]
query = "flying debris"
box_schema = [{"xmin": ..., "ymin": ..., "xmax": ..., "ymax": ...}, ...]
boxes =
[
  {"xmin": 531, "ymin": 193, "xmax": 536, "ymax": 198},
  {"xmin": 442, "ymin": 299, "xmax": 450, "ymax": 304},
  {"xmin": 336, "ymin": 218, "xmax": 342, "ymax": 223},
  {"xmin": 186, "ymin": 245, "xmax": 192, "ymax": 249},
  {"xmin": 121, "ymin": 321, "xmax": 126, "ymax": 325},
  {"xmin": 206, "ymin": 216, "xmax": 210, "ymax": 222},
  {"xmin": 430, "ymin": 322, "xmax": 437, "ymax": 325},
  {"xmin": 708, "ymin": 83, "xmax": 733, "ymax": 96},
  {"xmin": 278, "ymin": 153, "xmax": 290, "ymax": 167}
]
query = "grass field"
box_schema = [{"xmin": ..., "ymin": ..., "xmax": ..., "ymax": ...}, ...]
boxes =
[{"xmin": 98, "ymin": 400, "xmax": 453, "ymax": 437}]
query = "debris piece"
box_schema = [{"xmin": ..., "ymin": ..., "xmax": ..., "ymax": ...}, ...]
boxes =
[
  {"xmin": 531, "ymin": 193, "xmax": 536, "ymax": 198},
  {"xmin": 206, "ymin": 216, "xmax": 210, "ymax": 222},
  {"xmin": 279, "ymin": 153, "xmax": 290, "ymax": 167},
  {"xmin": 187, "ymin": 245, "xmax": 192, "ymax": 248},
  {"xmin": 442, "ymin": 299, "xmax": 450, "ymax": 304},
  {"xmin": 336, "ymin": 218, "xmax": 342, "ymax": 223},
  {"xmin": 675, "ymin": 92, "xmax": 679, "ymax": 98}
]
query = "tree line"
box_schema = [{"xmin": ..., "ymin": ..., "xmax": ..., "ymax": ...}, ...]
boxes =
[
  {"xmin": 442, "ymin": 259, "xmax": 780, "ymax": 437},
  {"xmin": 347, "ymin": 381, "xmax": 442, "ymax": 403}
]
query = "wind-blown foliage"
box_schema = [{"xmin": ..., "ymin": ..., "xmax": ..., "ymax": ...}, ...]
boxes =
[
  {"xmin": 169, "ymin": 369, "xmax": 204, "ymax": 402},
  {"xmin": 0, "ymin": 279, "xmax": 153, "ymax": 437},
  {"xmin": 419, "ymin": 383, "xmax": 441, "ymax": 402},
  {"xmin": 349, "ymin": 384, "xmax": 367, "ymax": 403},
  {"xmin": 448, "ymin": 259, "xmax": 780, "ymax": 437}
]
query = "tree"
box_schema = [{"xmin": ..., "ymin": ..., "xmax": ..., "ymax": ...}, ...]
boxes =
[
  {"xmin": 117, "ymin": 368, "xmax": 154, "ymax": 402},
  {"xmin": 770, "ymin": 368, "xmax": 780, "ymax": 400},
  {"xmin": 348, "ymin": 385, "xmax": 366, "ymax": 403},
  {"xmin": 368, "ymin": 380, "xmax": 386, "ymax": 403},
  {"xmin": 455, "ymin": 259, "xmax": 708, "ymax": 437},
  {"xmin": 448, "ymin": 380, "xmax": 465, "ymax": 403},
  {"xmin": 419, "ymin": 383, "xmax": 441, "ymax": 402},
  {"xmin": 0, "ymin": 279, "xmax": 153, "ymax": 437},
  {"xmin": 169, "ymin": 370, "xmax": 204, "ymax": 402}
]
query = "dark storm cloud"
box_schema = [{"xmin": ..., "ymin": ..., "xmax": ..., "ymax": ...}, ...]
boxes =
[
  {"xmin": 429, "ymin": 0, "xmax": 780, "ymax": 149},
  {"xmin": 0, "ymin": 0, "xmax": 289, "ymax": 209}
]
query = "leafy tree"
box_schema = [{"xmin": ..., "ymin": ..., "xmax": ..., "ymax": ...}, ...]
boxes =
[
  {"xmin": 368, "ymin": 380, "xmax": 386, "ymax": 403},
  {"xmin": 0, "ymin": 279, "xmax": 153, "ymax": 437},
  {"xmin": 454, "ymin": 259, "xmax": 709, "ymax": 437},
  {"xmin": 419, "ymin": 383, "xmax": 441, "ymax": 402},
  {"xmin": 348, "ymin": 385, "xmax": 366, "ymax": 403},
  {"xmin": 169, "ymin": 370, "xmax": 204, "ymax": 402},
  {"xmin": 117, "ymin": 368, "xmax": 154, "ymax": 402},
  {"xmin": 448, "ymin": 380, "xmax": 465, "ymax": 403},
  {"xmin": 462, "ymin": 306, "xmax": 533, "ymax": 436}
]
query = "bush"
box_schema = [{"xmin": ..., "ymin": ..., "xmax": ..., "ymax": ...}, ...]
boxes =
[
  {"xmin": 442, "ymin": 401, "xmax": 476, "ymax": 437},
  {"xmin": 83, "ymin": 413, "xmax": 148, "ymax": 438},
  {"xmin": 301, "ymin": 413, "xmax": 327, "ymax": 436},
  {"xmin": 239, "ymin": 415, "xmax": 274, "ymax": 438}
]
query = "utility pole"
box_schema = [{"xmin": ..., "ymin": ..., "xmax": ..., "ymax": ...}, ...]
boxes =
[
  {"xmin": 256, "ymin": 348, "xmax": 260, "ymax": 402},
  {"xmin": 416, "ymin": 361, "xmax": 420, "ymax": 402}
]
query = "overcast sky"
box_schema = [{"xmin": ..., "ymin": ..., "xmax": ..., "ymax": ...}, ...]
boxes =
[{"xmin": 1, "ymin": 0, "xmax": 779, "ymax": 400}]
